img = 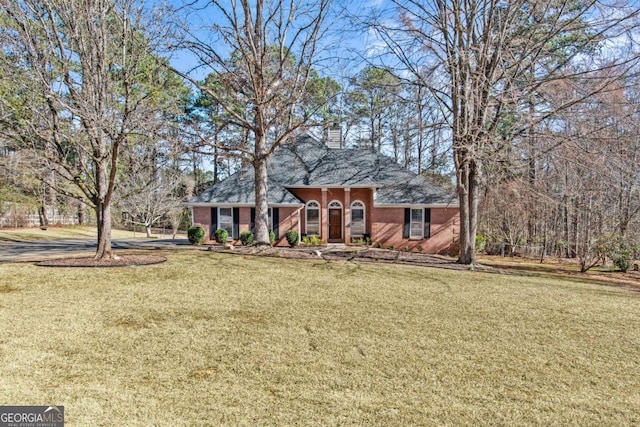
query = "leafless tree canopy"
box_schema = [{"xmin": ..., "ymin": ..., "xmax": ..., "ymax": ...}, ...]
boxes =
[
  {"xmin": 481, "ymin": 71, "xmax": 640, "ymax": 271},
  {"xmin": 0, "ymin": 0, "xmax": 183, "ymax": 258},
  {"xmin": 364, "ymin": 0, "xmax": 640, "ymax": 263},
  {"xmin": 2, "ymin": 0, "xmax": 640, "ymax": 267},
  {"xmin": 169, "ymin": 0, "xmax": 332, "ymax": 244}
]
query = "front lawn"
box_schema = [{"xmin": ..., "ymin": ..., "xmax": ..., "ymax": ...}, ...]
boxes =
[
  {"xmin": 0, "ymin": 225, "xmax": 182, "ymax": 242},
  {"xmin": 0, "ymin": 252, "xmax": 639, "ymax": 425}
]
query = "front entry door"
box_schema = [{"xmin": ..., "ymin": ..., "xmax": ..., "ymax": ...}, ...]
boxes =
[{"xmin": 328, "ymin": 208, "xmax": 342, "ymax": 241}]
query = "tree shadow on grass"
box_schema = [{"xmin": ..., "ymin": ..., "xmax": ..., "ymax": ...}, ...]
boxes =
[{"xmin": 480, "ymin": 260, "xmax": 640, "ymax": 294}]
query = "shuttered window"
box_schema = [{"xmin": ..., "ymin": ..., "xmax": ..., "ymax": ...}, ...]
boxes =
[
  {"xmin": 404, "ymin": 207, "xmax": 432, "ymax": 240},
  {"xmin": 219, "ymin": 208, "xmax": 234, "ymax": 238},
  {"xmin": 410, "ymin": 208, "xmax": 423, "ymax": 239}
]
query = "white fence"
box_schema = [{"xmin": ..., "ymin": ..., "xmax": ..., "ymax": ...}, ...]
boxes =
[{"xmin": 0, "ymin": 204, "xmax": 84, "ymax": 228}]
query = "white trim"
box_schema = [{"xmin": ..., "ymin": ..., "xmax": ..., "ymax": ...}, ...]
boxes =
[
  {"xmin": 190, "ymin": 207, "xmax": 194, "ymax": 226},
  {"xmin": 287, "ymin": 185, "xmax": 377, "ymax": 190},
  {"xmin": 218, "ymin": 207, "xmax": 234, "ymax": 238},
  {"xmin": 186, "ymin": 201, "xmax": 457, "ymax": 209},
  {"xmin": 305, "ymin": 200, "xmax": 321, "ymax": 236},
  {"xmin": 350, "ymin": 200, "xmax": 366, "ymax": 237},
  {"xmin": 268, "ymin": 203, "xmax": 305, "ymax": 208},
  {"xmin": 374, "ymin": 202, "xmax": 459, "ymax": 208},
  {"xmin": 409, "ymin": 208, "xmax": 424, "ymax": 240},
  {"xmin": 184, "ymin": 202, "xmax": 304, "ymax": 208},
  {"xmin": 267, "ymin": 207, "xmax": 274, "ymax": 231},
  {"xmin": 327, "ymin": 201, "xmax": 343, "ymax": 240}
]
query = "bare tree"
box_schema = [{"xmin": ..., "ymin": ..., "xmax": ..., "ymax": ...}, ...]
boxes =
[
  {"xmin": 365, "ymin": 0, "xmax": 640, "ymax": 264},
  {"xmin": 169, "ymin": 0, "xmax": 332, "ymax": 245},
  {"xmin": 0, "ymin": 0, "xmax": 179, "ymax": 258},
  {"xmin": 480, "ymin": 69, "xmax": 640, "ymax": 271},
  {"xmin": 117, "ymin": 169, "xmax": 187, "ymax": 238}
]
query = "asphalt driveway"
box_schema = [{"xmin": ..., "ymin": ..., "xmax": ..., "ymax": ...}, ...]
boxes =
[{"xmin": 0, "ymin": 237, "xmax": 193, "ymax": 262}]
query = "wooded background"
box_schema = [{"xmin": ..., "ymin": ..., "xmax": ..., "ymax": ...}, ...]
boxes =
[{"xmin": 0, "ymin": 0, "xmax": 639, "ymax": 266}]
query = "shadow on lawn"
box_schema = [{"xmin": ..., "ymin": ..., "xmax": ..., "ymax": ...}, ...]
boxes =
[
  {"xmin": 207, "ymin": 244, "xmax": 640, "ymax": 294},
  {"xmin": 480, "ymin": 258, "xmax": 640, "ymax": 293}
]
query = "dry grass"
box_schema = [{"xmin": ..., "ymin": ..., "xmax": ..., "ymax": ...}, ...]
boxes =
[
  {"xmin": 1, "ymin": 252, "xmax": 639, "ymax": 426},
  {"xmin": 480, "ymin": 255, "xmax": 640, "ymax": 291},
  {"xmin": 0, "ymin": 225, "xmax": 183, "ymax": 242}
]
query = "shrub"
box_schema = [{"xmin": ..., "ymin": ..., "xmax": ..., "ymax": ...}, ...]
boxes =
[
  {"xmin": 601, "ymin": 234, "xmax": 636, "ymax": 273},
  {"xmin": 611, "ymin": 243, "xmax": 633, "ymax": 273},
  {"xmin": 214, "ymin": 228, "xmax": 228, "ymax": 245},
  {"xmin": 302, "ymin": 235, "xmax": 322, "ymax": 246},
  {"xmin": 285, "ymin": 229, "xmax": 299, "ymax": 247},
  {"xmin": 240, "ymin": 230, "xmax": 254, "ymax": 246},
  {"xmin": 475, "ymin": 234, "xmax": 487, "ymax": 253},
  {"xmin": 187, "ymin": 226, "xmax": 205, "ymax": 245},
  {"xmin": 269, "ymin": 231, "xmax": 276, "ymax": 245},
  {"xmin": 614, "ymin": 254, "xmax": 633, "ymax": 273}
]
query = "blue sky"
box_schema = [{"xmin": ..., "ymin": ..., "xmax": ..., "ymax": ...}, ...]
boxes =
[{"xmin": 158, "ymin": 0, "xmax": 389, "ymax": 82}]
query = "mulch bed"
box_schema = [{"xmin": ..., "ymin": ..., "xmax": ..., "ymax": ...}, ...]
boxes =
[{"xmin": 37, "ymin": 254, "xmax": 167, "ymax": 268}]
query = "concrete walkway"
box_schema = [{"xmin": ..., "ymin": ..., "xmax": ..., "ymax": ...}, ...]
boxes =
[{"xmin": 0, "ymin": 237, "xmax": 192, "ymax": 262}]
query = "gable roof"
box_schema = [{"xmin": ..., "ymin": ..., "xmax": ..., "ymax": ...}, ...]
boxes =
[{"xmin": 186, "ymin": 134, "xmax": 458, "ymax": 207}]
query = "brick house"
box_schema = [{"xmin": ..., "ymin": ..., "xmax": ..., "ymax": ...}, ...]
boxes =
[{"xmin": 186, "ymin": 134, "xmax": 459, "ymax": 253}]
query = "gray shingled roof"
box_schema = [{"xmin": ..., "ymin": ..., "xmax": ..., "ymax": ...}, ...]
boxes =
[
  {"xmin": 186, "ymin": 167, "xmax": 302, "ymax": 205},
  {"xmin": 186, "ymin": 134, "xmax": 458, "ymax": 206}
]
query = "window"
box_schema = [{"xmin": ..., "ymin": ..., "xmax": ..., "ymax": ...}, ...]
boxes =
[
  {"xmin": 410, "ymin": 208, "xmax": 423, "ymax": 239},
  {"xmin": 351, "ymin": 201, "xmax": 365, "ymax": 236},
  {"xmin": 404, "ymin": 208, "xmax": 431, "ymax": 239},
  {"xmin": 219, "ymin": 207, "xmax": 234, "ymax": 237},
  {"xmin": 306, "ymin": 201, "xmax": 320, "ymax": 235}
]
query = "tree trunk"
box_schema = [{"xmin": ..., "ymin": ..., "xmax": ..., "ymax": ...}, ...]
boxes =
[
  {"xmin": 145, "ymin": 224, "xmax": 152, "ymax": 238},
  {"xmin": 456, "ymin": 153, "xmax": 480, "ymax": 265},
  {"xmin": 77, "ymin": 202, "xmax": 85, "ymax": 225},
  {"xmin": 38, "ymin": 183, "xmax": 50, "ymax": 228},
  {"xmin": 95, "ymin": 200, "xmax": 113, "ymax": 259},
  {"xmin": 254, "ymin": 133, "xmax": 271, "ymax": 246},
  {"xmin": 416, "ymin": 86, "xmax": 423, "ymax": 175},
  {"xmin": 94, "ymin": 155, "xmax": 114, "ymax": 259},
  {"xmin": 38, "ymin": 205, "xmax": 48, "ymax": 229}
]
